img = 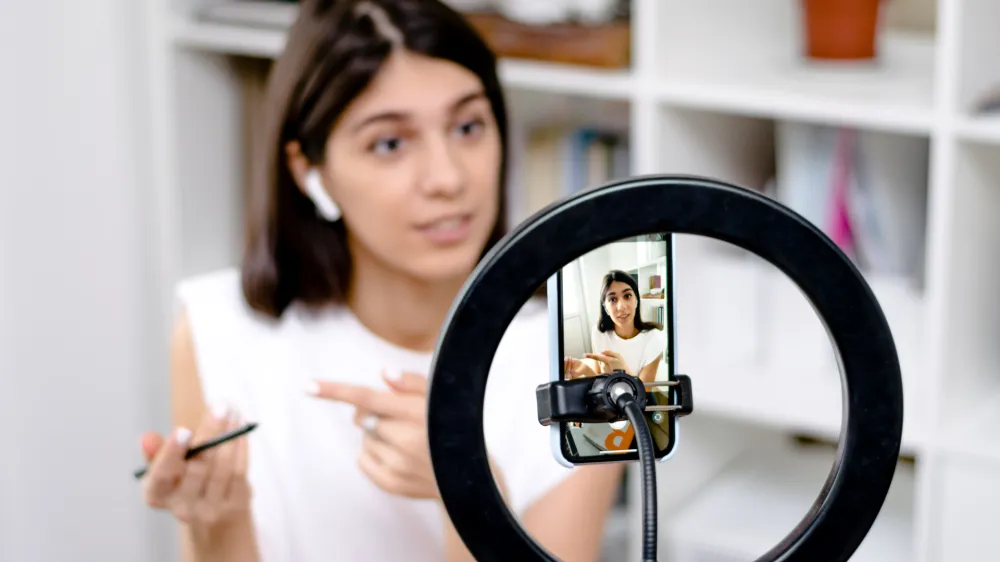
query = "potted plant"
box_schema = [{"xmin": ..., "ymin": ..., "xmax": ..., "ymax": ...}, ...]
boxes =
[{"xmin": 801, "ymin": 0, "xmax": 884, "ymax": 60}]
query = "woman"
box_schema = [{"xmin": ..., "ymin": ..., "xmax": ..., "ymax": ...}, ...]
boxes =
[
  {"xmin": 136, "ymin": 1, "xmax": 622, "ymax": 560},
  {"xmin": 565, "ymin": 270, "xmax": 665, "ymax": 384}
]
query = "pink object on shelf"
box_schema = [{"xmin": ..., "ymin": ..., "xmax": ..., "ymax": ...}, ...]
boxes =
[{"xmin": 828, "ymin": 128, "xmax": 855, "ymax": 256}]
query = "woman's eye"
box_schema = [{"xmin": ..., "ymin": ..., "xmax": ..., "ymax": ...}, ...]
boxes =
[
  {"xmin": 371, "ymin": 137, "xmax": 403, "ymax": 154},
  {"xmin": 455, "ymin": 118, "xmax": 485, "ymax": 137}
]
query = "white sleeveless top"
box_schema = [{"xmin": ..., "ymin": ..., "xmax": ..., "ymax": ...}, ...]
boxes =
[
  {"xmin": 176, "ymin": 268, "xmax": 572, "ymax": 562},
  {"xmin": 590, "ymin": 326, "xmax": 666, "ymax": 377}
]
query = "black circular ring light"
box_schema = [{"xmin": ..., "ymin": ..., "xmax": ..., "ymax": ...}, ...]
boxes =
[{"xmin": 427, "ymin": 174, "xmax": 904, "ymax": 562}]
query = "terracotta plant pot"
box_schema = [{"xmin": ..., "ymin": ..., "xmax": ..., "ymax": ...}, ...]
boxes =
[{"xmin": 801, "ymin": 0, "xmax": 883, "ymax": 60}]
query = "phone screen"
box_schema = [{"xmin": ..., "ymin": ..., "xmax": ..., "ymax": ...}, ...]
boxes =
[{"xmin": 553, "ymin": 232, "xmax": 676, "ymax": 464}]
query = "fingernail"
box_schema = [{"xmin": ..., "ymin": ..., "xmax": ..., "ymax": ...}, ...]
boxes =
[
  {"xmin": 383, "ymin": 369, "xmax": 400, "ymax": 382},
  {"xmin": 175, "ymin": 427, "xmax": 192, "ymax": 446},
  {"xmin": 211, "ymin": 402, "xmax": 230, "ymax": 420},
  {"xmin": 304, "ymin": 380, "xmax": 320, "ymax": 396}
]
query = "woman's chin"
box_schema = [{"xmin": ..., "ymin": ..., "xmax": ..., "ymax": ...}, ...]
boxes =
[{"xmin": 409, "ymin": 248, "xmax": 483, "ymax": 285}]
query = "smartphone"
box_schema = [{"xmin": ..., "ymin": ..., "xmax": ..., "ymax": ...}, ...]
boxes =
[{"xmin": 547, "ymin": 233, "xmax": 678, "ymax": 467}]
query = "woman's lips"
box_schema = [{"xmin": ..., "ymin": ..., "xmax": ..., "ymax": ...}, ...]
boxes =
[{"xmin": 416, "ymin": 214, "xmax": 473, "ymax": 245}]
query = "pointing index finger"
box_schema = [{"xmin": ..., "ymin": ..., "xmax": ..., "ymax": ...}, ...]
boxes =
[
  {"xmin": 308, "ymin": 380, "xmax": 420, "ymax": 419},
  {"xmin": 383, "ymin": 370, "xmax": 428, "ymax": 395}
]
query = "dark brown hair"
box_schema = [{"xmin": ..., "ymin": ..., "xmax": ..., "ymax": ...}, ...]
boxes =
[
  {"xmin": 241, "ymin": 0, "xmax": 510, "ymax": 318},
  {"xmin": 597, "ymin": 270, "xmax": 661, "ymax": 333}
]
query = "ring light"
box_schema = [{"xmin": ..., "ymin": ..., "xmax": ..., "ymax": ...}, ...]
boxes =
[{"xmin": 426, "ymin": 174, "xmax": 904, "ymax": 561}]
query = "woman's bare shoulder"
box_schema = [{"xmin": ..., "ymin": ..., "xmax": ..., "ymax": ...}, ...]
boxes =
[{"xmin": 169, "ymin": 307, "xmax": 208, "ymax": 430}]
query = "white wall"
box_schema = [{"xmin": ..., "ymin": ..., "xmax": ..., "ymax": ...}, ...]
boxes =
[
  {"xmin": 0, "ymin": 1, "xmax": 174, "ymax": 561},
  {"xmin": 884, "ymin": 0, "xmax": 936, "ymax": 31},
  {"xmin": 579, "ymin": 246, "xmax": 612, "ymax": 330}
]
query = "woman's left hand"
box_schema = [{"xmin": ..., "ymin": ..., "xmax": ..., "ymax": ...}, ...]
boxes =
[
  {"xmin": 585, "ymin": 349, "xmax": 631, "ymax": 375},
  {"xmin": 309, "ymin": 371, "xmax": 440, "ymax": 500},
  {"xmin": 564, "ymin": 356, "xmax": 599, "ymax": 379}
]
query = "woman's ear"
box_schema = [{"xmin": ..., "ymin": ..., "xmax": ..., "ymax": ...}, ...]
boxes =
[
  {"xmin": 285, "ymin": 140, "xmax": 342, "ymax": 222},
  {"xmin": 284, "ymin": 140, "xmax": 311, "ymax": 192}
]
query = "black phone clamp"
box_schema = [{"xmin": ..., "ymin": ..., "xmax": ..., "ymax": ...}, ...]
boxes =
[{"xmin": 536, "ymin": 371, "xmax": 694, "ymax": 426}]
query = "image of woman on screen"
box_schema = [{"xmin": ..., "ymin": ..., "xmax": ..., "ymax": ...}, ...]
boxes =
[{"xmin": 565, "ymin": 270, "xmax": 665, "ymax": 384}]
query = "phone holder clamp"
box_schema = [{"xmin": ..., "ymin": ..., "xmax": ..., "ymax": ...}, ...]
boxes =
[
  {"xmin": 535, "ymin": 371, "xmax": 694, "ymax": 426},
  {"xmin": 645, "ymin": 376, "xmax": 694, "ymax": 417}
]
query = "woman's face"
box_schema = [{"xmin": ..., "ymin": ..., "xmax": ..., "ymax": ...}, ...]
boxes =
[
  {"xmin": 603, "ymin": 280, "xmax": 637, "ymax": 330},
  {"xmin": 307, "ymin": 49, "xmax": 502, "ymax": 285}
]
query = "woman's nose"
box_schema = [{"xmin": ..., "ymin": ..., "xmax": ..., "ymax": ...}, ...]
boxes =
[{"xmin": 421, "ymin": 136, "xmax": 464, "ymax": 198}]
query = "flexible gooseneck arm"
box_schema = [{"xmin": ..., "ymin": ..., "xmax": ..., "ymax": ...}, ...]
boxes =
[{"xmin": 610, "ymin": 380, "xmax": 659, "ymax": 562}]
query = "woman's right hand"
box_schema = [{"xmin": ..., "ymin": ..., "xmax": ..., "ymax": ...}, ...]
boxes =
[
  {"xmin": 584, "ymin": 349, "xmax": 631, "ymax": 375},
  {"xmin": 139, "ymin": 406, "xmax": 252, "ymax": 532}
]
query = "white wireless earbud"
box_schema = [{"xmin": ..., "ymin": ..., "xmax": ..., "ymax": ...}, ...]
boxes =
[{"xmin": 303, "ymin": 168, "xmax": 342, "ymax": 222}]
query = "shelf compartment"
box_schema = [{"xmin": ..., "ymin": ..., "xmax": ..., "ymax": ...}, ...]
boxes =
[
  {"xmin": 506, "ymin": 92, "xmax": 631, "ymax": 224},
  {"xmin": 674, "ymin": 249, "xmax": 927, "ymax": 455},
  {"xmin": 656, "ymin": 107, "xmax": 929, "ymax": 452},
  {"xmin": 653, "ymin": 107, "xmax": 776, "ymax": 193},
  {"xmin": 763, "ymin": 123, "xmax": 930, "ymax": 392},
  {"xmin": 171, "ymin": 6, "xmax": 636, "ymax": 100},
  {"xmin": 672, "ymin": 237, "xmax": 927, "ymax": 453},
  {"xmin": 663, "ymin": 438, "xmax": 915, "ymax": 562},
  {"xmin": 650, "ymin": 0, "xmax": 936, "ymax": 134}
]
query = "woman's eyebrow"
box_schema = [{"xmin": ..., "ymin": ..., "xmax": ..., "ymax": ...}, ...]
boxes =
[
  {"xmin": 351, "ymin": 110, "xmax": 407, "ymax": 134},
  {"xmin": 350, "ymin": 90, "xmax": 487, "ymax": 134},
  {"xmin": 450, "ymin": 90, "xmax": 486, "ymax": 111}
]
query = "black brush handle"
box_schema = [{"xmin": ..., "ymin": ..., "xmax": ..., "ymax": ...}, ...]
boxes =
[{"xmin": 133, "ymin": 422, "xmax": 258, "ymax": 479}]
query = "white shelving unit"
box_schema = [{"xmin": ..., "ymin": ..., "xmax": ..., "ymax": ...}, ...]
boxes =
[
  {"xmin": 143, "ymin": 0, "xmax": 1000, "ymax": 560},
  {"xmin": 662, "ymin": 436, "xmax": 916, "ymax": 562}
]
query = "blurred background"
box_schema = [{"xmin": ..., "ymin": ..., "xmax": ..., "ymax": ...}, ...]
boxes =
[{"xmin": 3, "ymin": 0, "xmax": 1000, "ymax": 560}]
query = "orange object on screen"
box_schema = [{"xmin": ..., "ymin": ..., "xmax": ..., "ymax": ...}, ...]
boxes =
[{"xmin": 604, "ymin": 423, "xmax": 634, "ymax": 450}]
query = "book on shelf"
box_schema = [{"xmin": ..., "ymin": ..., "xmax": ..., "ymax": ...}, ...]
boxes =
[{"xmin": 517, "ymin": 123, "xmax": 629, "ymax": 221}]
